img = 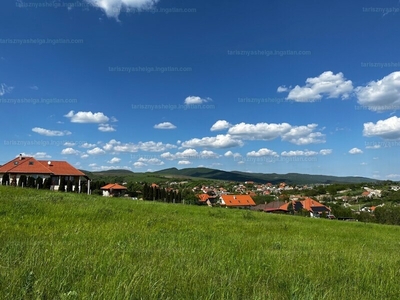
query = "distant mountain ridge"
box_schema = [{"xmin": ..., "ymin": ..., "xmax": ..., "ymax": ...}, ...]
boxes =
[
  {"xmin": 153, "ymin": 167, "xmax": 378, "ymax": 184},
  {"xmin": 80, "ymin": 167, "xmax": 379, "ymax": 184}
]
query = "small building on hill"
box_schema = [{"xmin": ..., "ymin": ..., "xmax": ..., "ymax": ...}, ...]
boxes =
[
  {"xmin": 0, "ymin": 154, "xmax": 90, "ymax": 193},
  {"xmin": 100, "ymin": 183, "xmax": 128, "ymax": 197},
  {"xmin": 219, "ymin": 194, "xmax": 256, "ymax": 209}
]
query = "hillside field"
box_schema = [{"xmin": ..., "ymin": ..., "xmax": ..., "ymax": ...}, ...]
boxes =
[{"xmin": 0, "ymin": 186, "xmax": 399, "ymax": 299}]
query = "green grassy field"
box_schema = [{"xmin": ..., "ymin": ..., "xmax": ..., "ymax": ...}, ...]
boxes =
[{"xmin": 1, "ymin": 186, "xmax": 399, "ymax": 299}]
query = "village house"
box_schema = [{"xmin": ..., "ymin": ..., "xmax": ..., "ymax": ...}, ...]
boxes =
[
  {"xmin": 100, "ymin": 183, "xmax": 128, "ymax": 197},
  {"xmin": 219, "ymin": 194, "xmax": 256, "ymax": 209},
  {"xmin": 0, "ymin": 155, "xmax": 90, "ymax": 193}
]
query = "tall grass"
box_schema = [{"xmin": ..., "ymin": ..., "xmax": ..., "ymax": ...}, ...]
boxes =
[{"xmin": 0, "ymin": 186, "xmax": 399, "ymax": 299}]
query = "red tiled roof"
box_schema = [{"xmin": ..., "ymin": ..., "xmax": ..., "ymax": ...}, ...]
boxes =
[
  {"xmin": 197, "ymin": 194, "xmax": 210, "ymax": 202},
  {"xmin": 220, "ymin": 195, "xmax": 256, "ymax": 206},
  {"xmin": 301, "ymin": 198, "xmax": 330, "ymax": 212},
  {"xmin": 0, "ymin": 156, "xmax": 86, "ymax": 177},
  {"xmin": 101, "ymin": 183, "xmax": 127, "ymax": 190}
]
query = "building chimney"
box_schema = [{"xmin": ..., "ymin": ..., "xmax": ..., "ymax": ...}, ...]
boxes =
[{"xmin": 19, "ymin": 154, "xmax": 22, "ymax": 160}]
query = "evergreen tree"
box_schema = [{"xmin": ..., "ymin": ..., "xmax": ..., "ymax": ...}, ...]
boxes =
[
  {"xmin": 59, "ymin": 177, "xmax": 66, "ymax": 192},
  {"xmin": 27, "ymin": 176, "xmax": 35, "ymax": 188},
  {"xmin": 66, "ymin": 180, "xmax": 73, "ymax": 192},
  {"xmin": 18, "ymin": 175, "xmax": 27, "ymax": 187},
  {"xmin": 2, "ymin": 173, "xmax": 10, "ymax": 186},
  {"xmin": 36, "ymin": 177, "xmax": 43, "ymax": 189},
  {"xmin": 74, "ymin": 178, "xmax": 80, "ymax": 193},
  {"xmin": 43, "ymin": 178, "xmax": 51, "ymax": 190}
]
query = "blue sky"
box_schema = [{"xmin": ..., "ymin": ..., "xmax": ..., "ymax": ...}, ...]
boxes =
[{"xmin": 1, "ymin": 0, "xmax": 400, "ymax": 179}]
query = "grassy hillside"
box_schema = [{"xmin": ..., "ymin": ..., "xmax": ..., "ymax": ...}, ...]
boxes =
[{"xmin": 1, "ymin": 186, "xmax": 399, "ymax": 299}]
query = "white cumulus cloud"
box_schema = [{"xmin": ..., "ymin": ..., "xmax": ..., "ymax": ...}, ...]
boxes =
[
  {"xmin": 87, "ymin": 147, "xmax": 106, "ymax": 155},
  {"xmin": 184, "ymin": 96, "xmax": 211, "ymax": 105},
  {"xmin": 181, "ymin": 134, "xmax": 243, "ymax": 148},
  {"xmin": 247, "ymin": 148, "xmax": 279, "ymax": 157},
  {"xmin": 319, "ymin": 149, "xmax": 333, "ymax": 155},
  {"xmin": 282, "ymin": 71, "xmax": 353, "ymax": 102},
  {"xmin": 85, "ymin": 0, "xmax": 159, "ymax": 19},
  {"xmin": 178, "ymin": 160, "xmax": 192, "ymax": 165},
  {"xmin": 154, "ymin": 122, "xmax": 177, "ymax": 129},
  {"xmin": 363, "ymin": 116, "xmax": 400, "ymax": 139},
  {"xmin": 65, "ymin": 110, "xmax": 109, "ymax": 123},
  {"xmin": 32, "ymin": 127, "xmax": 71, "ymax": 137},
  {"xmin": 98, "ymin": 124, "xmax": 116, "ymax": 132},
  {"xmin": 108, "ymin": 157, "xmax": 121, "ymax": 164},
  {"xmin": 355, "ymin": 72, "xmax": 400, "ymax": 112},
  {"xmin": 349, "ymin": 148, "xmax": 363, "ymax": 154},
  {"xmin": 61, "ymin": 148, "xmax": 80, "ymax": 155},
  {"xmin": 210, "ymin": 120, "xmax": 232, "ymax": 131}
]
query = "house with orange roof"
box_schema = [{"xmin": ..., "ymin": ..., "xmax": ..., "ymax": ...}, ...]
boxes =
[
  {"xmin": 100, "ymin": 183, "xmax": 127, "ymax": 197},
  {"xmin": 219, "ymin": 194, "xmax": 256, "ymax": 208},
  {"xmin": 266, "ymin": 198, "xmax": 331, "ymax": 217},
  {"xmin": 0, "ymin": 154, "xmax": 90, "ymax": 193}
]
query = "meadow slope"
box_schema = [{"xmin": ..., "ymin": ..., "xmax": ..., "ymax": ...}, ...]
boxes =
[{"xmin": 0, "ymin": 186, "xmax": 399, "ymax": 299}]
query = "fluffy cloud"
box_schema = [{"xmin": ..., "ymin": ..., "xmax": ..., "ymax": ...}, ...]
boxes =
[
  {"xmin": 133, "ymin": 162, "xmax": 147, "ymax": 168},
  {"xmin": 247, "ymin": 148, "xmax": 279, "ymax": 157},
  {"xmin": 277, "ymin": 86, "xmax": 289, "ymax": 92},
  {"xmin": 181, "ymin": 134, "xmax": 243, "ymax": 148},
  {"xmin": 87, "ymin": 147, "xmax": 106, "ymax": 155},
  {"xmin": 81, "ymin": 154, "xmax": 89, "ymax": 159},
  {"xmin": 80, "ymin": 143, "xmax": 97, "ymax": 148},
  {"xmin": 107, "ymin": 157, "xmax": 121, "ymax": 164},
  {"xmin": 0, "ymin": 83, "xmax": 14, "ymax": 96},
  {"xmin": 282, "ymin": 71, "xmax": 353, "ymax": 102},
  {"xmin": 61, "ymin": 148, "xmax": 80, "ymax": 155},
  {"xmin": 32, "ymin": 127, "xmax": 71, "ymax": 137},
  {"xmin": 178, "ymin": 160, "xmax": 192, "ymax": 165},
  {"xmin": 112, "ymin": 141, "xmax": 177, "ymax": 153},
  {"xmin": 319, "ymin": 149, "xmax": 333, "ymax": 155},
  {"xmin": 160, "ymin": 149, "xmax": 220, "ymax": 160},
  {"xmin": 224, "ymin": 151, "xmax": 242, "ymax": 158},
  {"xmin": 363, "ymin": 116, "xmax": 400, "ymax": 139},
  {"xmin": 210, "ymin": 120, "xmax": 232, "ymax": 131},
  {"xmin": 281, "ymin": 150, "xmax": 318, "ymax": 156},
  {"xmin": 85, "ymin": 0, "xmax": 159, "ymax": 19},
  {"xmin": 98, "ymin": 124, "xmax": 116, "ymax": 132},
  {"xmin": 228, "ymin": 122, "xmax": 291, "ymax": 140},
  {"xmin": 137, "ymin": 157, "xmax": 164, "ymax": 165},
  {"xmin": 33, "ymin": 152, "xmax": 52, "ymax": 159},
  {"xmin": 355, "ymin": 72, "xmax": 400, "ymax": 112},
  {"xmin": 281, "ymin": 124, "xmax": 325, "ymax": 145},
  {"xmin": 154, "ymin": 122, "xmax": 177, "ymax": 129},
  {"xmin": 227, "ymin": 122, "xmax": 325, "ymax": 145},
  {"xmin": 349, "ymin": 148, "xmax": 363, "ymax": 154},
  {"xmin": 64, "ymin": 110, "xmax": 109, "ymax": 123},
  {"xmin": 184, "ymin": 96, "xmax": 211, "ymax": 105}
]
